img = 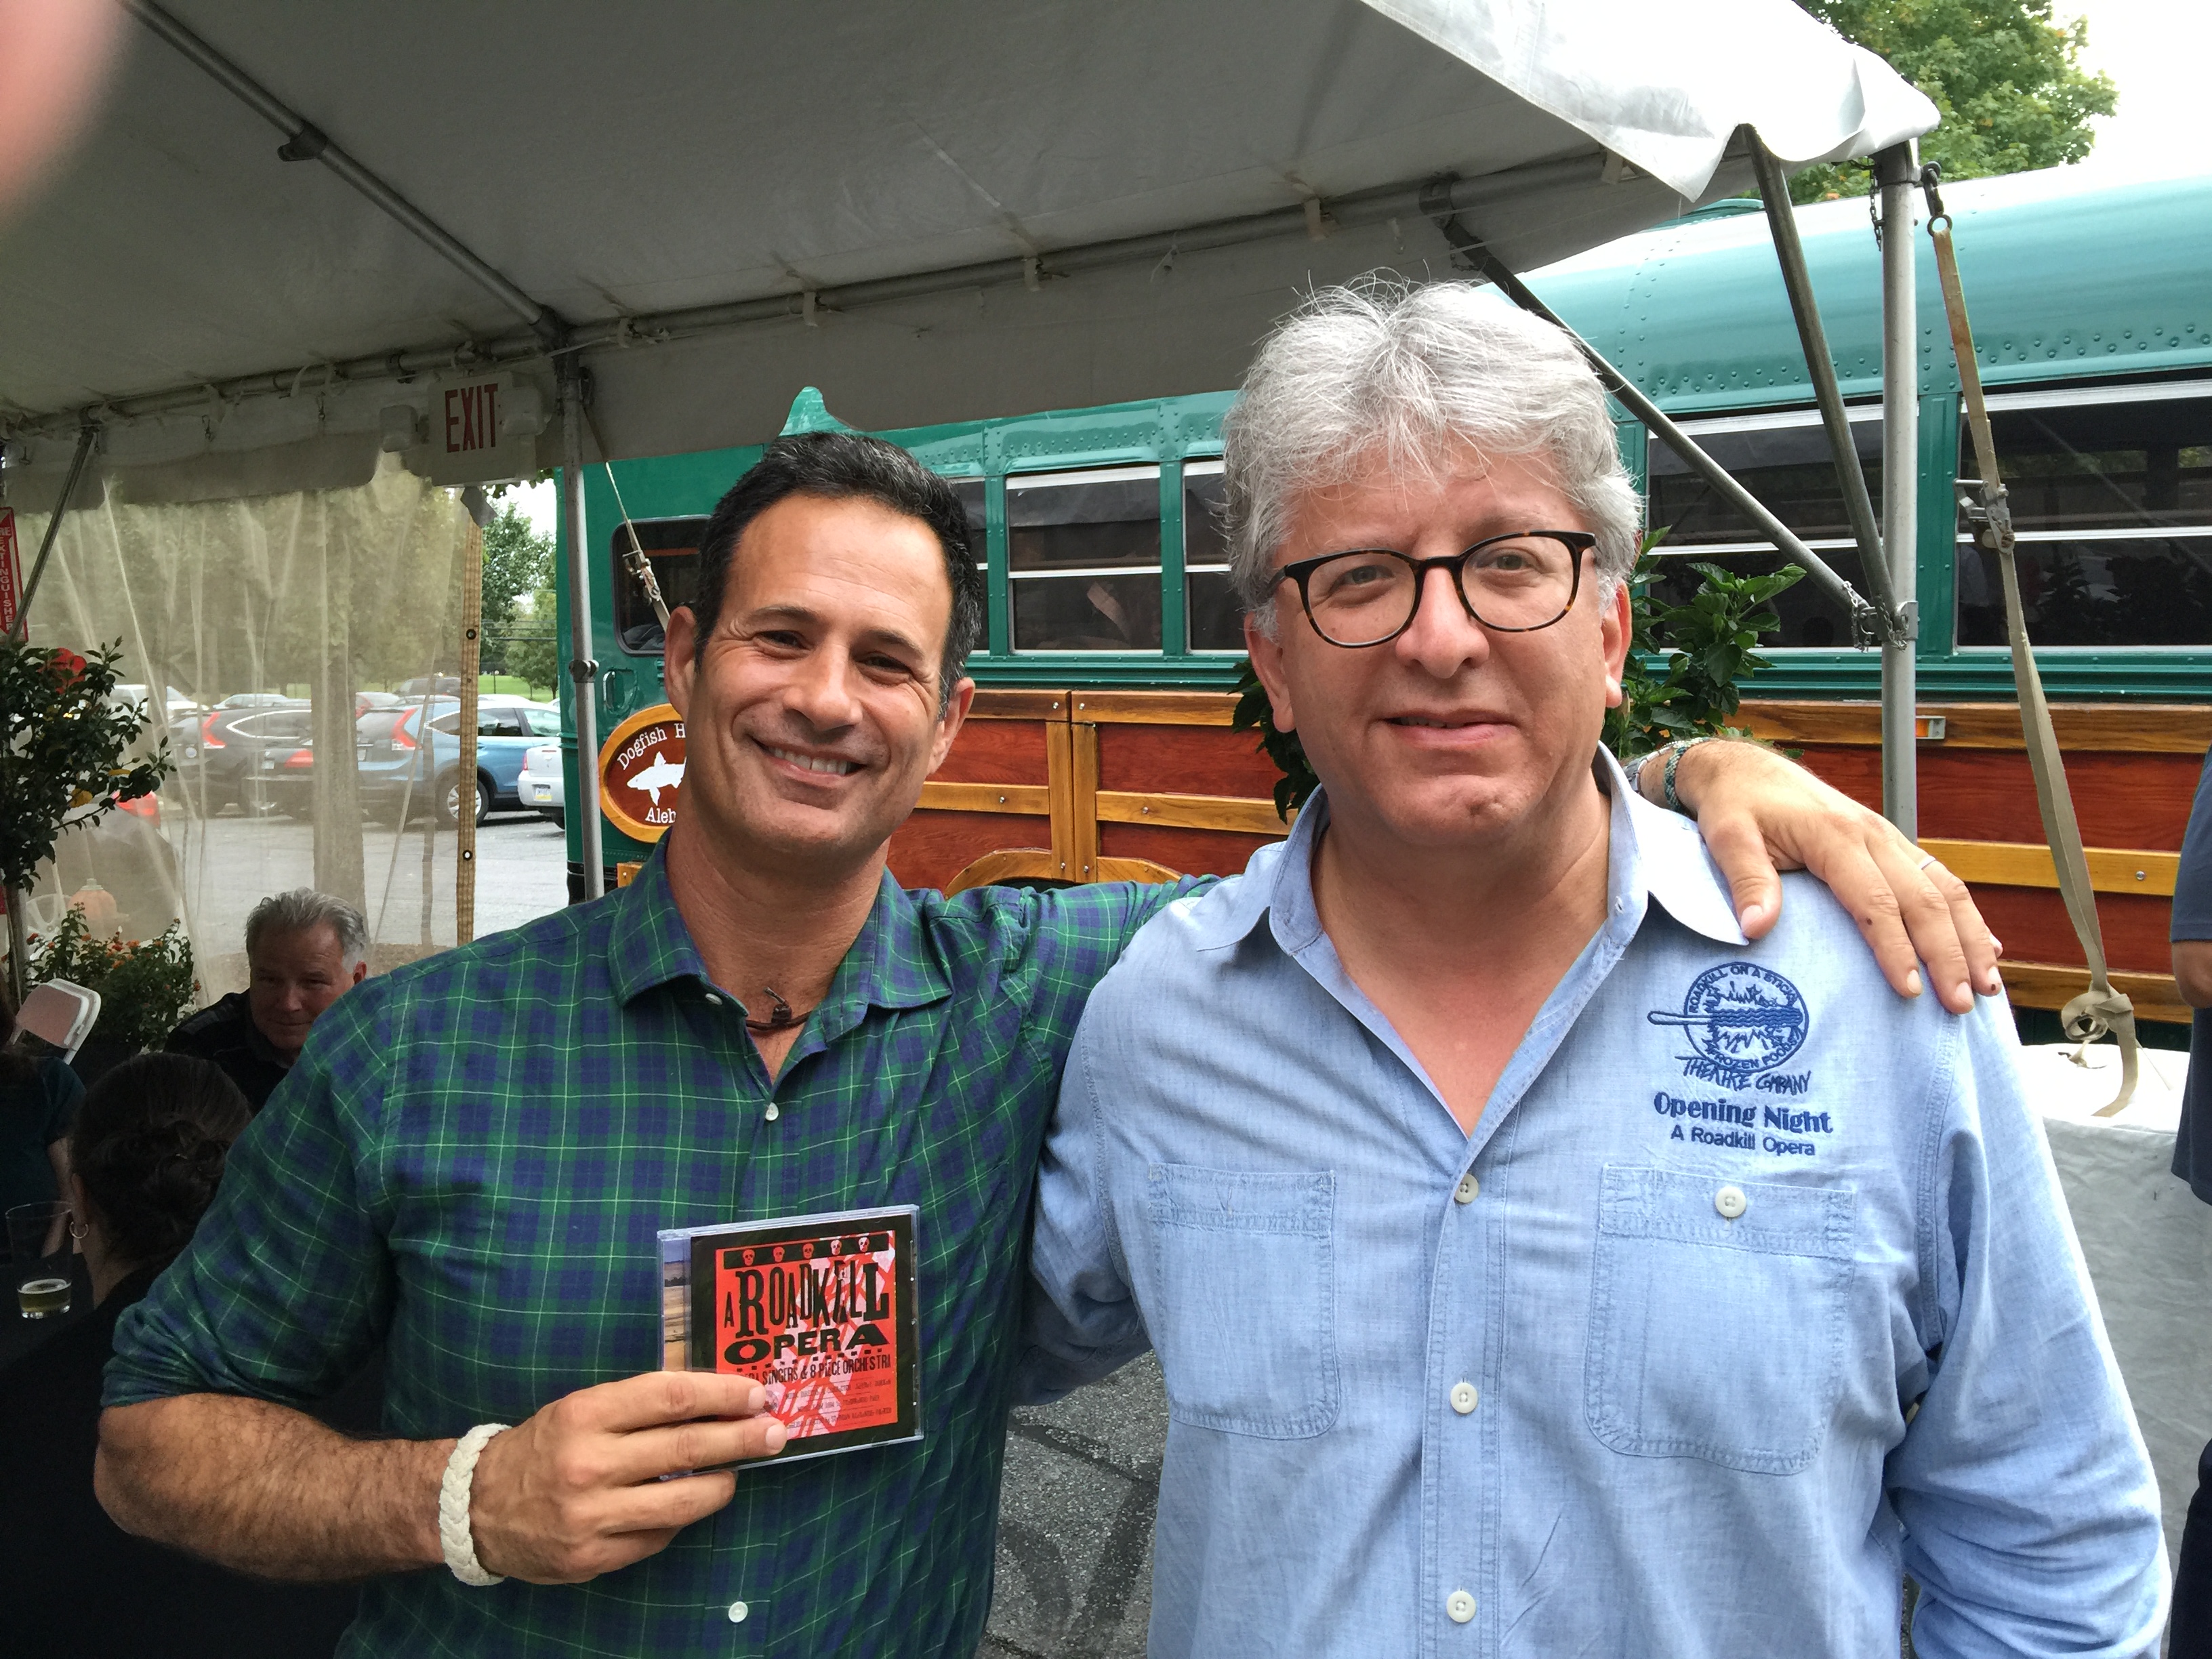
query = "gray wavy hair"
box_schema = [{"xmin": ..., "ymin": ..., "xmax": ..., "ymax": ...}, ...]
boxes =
[
  {"xmin": 1223, "ymin": 279, "xmax": 1643, "ymax": 634},
  {"xmin": 245, "ymin": 888, "xmax": 367, "ymax": 969}
]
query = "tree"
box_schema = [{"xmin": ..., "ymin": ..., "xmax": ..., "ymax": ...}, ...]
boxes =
[
  {"xmin": 479, "ymin": 506, "xmax": 555, "ymax": 678},
  {"xmin": 1790, "ymin": 0, "xmax": 2116, "ymax": 202},
  {"xmin": 502, "ymin": 587, "xmax": 562, "ymax": 697}
]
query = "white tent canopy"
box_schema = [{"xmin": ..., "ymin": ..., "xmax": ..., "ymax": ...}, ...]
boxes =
[{"xmin": 0, "ymin": 0, "xmax": 1935, "ymax": 501}]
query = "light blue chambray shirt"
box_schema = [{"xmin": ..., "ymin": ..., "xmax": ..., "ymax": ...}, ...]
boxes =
[{"xmin": 1022, "ymin": 758, "xmax": 2166, "ymax": 1659}]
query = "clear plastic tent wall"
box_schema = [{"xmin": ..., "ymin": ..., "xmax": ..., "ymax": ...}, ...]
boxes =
[{"xmin": 7, "ymin": 457, "xmax": 472, "ymax": 1000}]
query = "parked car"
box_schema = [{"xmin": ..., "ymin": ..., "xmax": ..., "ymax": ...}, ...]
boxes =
[
  {"xmin": 356, "ymin": 698, "xmax": 562, "ymax": 825},
  {"xmin": 518, "ymin": 742, "xmax": 565, "ymax": 825},
  {"xmin": 168, "ymin": 701, "xmax": 313, "ymax": 815}
]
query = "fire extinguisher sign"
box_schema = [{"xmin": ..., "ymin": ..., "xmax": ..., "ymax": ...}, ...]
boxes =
[{"xmin": 0, "ymin": 508, "xmax": 20, "ymax": 635}]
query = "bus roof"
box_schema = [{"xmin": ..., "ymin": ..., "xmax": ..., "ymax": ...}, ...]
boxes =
[{"xmin": 1527, "ymin": 167, "xmax": 2212, "ymax": 415}]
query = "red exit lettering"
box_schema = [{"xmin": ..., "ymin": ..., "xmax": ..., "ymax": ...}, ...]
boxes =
[{"xmin": 443, "ymin": 383, "xmax": 501, "ymax": 454}]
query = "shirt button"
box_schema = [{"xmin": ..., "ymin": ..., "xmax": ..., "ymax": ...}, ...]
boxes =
[
  {"xmin": 764, "ymin": 1103, "xmax": 781, "ymax": 1123},
  {"xmin": 1715, "ymin": 1184, "xmax": 1748, "ymax": 1220},
  {"xmin": 1447, "ymin": 1589, "xmax": 1476, "ymax": 1624},
  {"xmin": 1453, "ymin": 1172, "xmax": 1479, "ymax": 1205},
  {"xmin": 726, "ymin": 1600, "xmax": 749, "ymax": 1623},
  {"xmin": 1450, "ymin": 1380, "xmax": 1478, "ymax": 1415},
  {"xmin": 703, "ymin": 993, "xmax": 722, "ymax": 1006}
]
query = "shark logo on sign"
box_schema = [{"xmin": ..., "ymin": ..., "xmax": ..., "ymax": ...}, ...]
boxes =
[
  {"xmin": 598, "ymin": 704, "xmax": 689, "ymax": 842},
  {"xmin": 629, "ymin": 754, "xmax": 686, "ymax": 806}
]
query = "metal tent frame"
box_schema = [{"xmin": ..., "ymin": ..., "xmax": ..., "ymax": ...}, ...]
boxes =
[{"xmin": 0, "ymin": 0, "xmax": 1941, "ymax": 907}]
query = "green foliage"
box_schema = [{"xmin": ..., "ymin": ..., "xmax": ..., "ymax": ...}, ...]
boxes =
[
  {"xmin": 1231, "ymin": 658, "xmax": 1322, "ymax": 823},
  {"xmin": 31, "ymin": 907, "xmax": 197, "ymax": 1055},
  {"xmin": 1604, "ymin": 554, "xmax": 1806, "ymax": 759},
  {"xmin": 480, "ymin": 507, "xmax": 556, "ymax": 678},
  {"xmin": 501, "ymin": 587, "xmax": 562, "ymax": 696},
  {"xmin": 1790, "ymin": 0, "xmax": 2116, "ymax": 202},
  {"xmin": 1232, "ymin": 550, "xmax": 1803, "ymax": 818},
  {"xmin": 0, "ymin": 640, "xmax": 169, "ymax": 894}
]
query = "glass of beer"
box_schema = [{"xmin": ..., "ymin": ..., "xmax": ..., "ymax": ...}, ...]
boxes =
[{"xmin": 17, "ymin": 1273, "xmax": 71, "ymax": 1318}]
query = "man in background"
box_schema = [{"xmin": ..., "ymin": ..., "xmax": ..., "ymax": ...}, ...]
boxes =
[
  {"xmin": 2163, "ymin": 742, "xmax": 2212, "ymax": 1656},
  {"xmin": 165, "ymin": 888, "xmax": 367, "ymax": 1111}
]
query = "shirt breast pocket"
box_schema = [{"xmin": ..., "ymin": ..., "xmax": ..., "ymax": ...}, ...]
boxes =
[
  {"xmin": 1584, "ymin": 1164, "xmax": 1856, "ymax": 1475},
  {"xmin": 1145, "ymin": 1164, "xmax": 1338, "ymax": 1439}
]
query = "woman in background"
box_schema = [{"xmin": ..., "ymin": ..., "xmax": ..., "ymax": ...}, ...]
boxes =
[{"xmin": 0, "ymin": 1052, "xmax": 361, "ymax": 1658}]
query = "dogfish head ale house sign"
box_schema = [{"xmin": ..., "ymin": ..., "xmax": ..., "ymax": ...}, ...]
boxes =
[{"xmin": 598, "ymin": 703, "xmax": 687, "ymax": 843}]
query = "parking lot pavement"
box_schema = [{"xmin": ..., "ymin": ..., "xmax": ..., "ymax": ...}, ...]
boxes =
[
  {"xmin": 170, "ymin": 808, "xmax": 570, "ymax": 976},
  {"xmin": 983, "ymin": 1356, "xmax": 1168, "ymax": 1659}
]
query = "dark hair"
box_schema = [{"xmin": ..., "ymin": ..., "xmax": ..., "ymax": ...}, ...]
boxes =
[
  {"xmin": 67, "ymin": 1053, "xmax": 251, "ymax": 1273},
  {"xmin": 691, "ymin": 431, "xmax": 987, "ymax": 711}
]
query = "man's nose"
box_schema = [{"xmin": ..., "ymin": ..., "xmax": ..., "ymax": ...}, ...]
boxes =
[
  {"xmin": 784, "ymin": 642, "xmax": 866, "ymax": 731},
  {"xmin": 1393, "ymin": 562, "xmax": 1490, "ymax": 677}
]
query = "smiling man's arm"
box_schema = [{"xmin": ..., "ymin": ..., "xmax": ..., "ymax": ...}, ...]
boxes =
[{"xmin": 1656, "ymin": 737, "xmax": 2002, "ymax": 1015}]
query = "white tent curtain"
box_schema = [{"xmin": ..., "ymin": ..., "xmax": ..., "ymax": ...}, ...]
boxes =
[{"xmin": 7, "ymin": 456, "xmax": 471, "ymax": 1002}]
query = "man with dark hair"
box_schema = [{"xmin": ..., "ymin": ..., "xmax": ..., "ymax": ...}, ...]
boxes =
[
  {"xmin": 165, "ymin": 888, "xmax": 369, "ymax": 1111},
  {"xmin": 97, "ymin": 424, "xmax": 1998, "ymax": 1657}
]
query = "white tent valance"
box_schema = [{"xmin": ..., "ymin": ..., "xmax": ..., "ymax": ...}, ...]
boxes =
[{"xmin": 0, "ymin": 0, "xmax": 1934, "ymax": 501}]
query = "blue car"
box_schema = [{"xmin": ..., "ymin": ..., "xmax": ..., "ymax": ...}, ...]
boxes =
[{"xmin": 355, "ymin": 699, "xmax": 562, "ymax": 825}]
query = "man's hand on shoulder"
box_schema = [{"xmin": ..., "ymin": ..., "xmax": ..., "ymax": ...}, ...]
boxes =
[
  {"xmin": 1663, "ymin": 738, "xmax": 2003, "ymax": 1015},
  {"xmin": 470, "ymin": 1370, "xmax": 787, "ymax": 1584}
]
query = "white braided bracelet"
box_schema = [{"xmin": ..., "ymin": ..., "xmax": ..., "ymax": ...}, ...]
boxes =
[{"xmin": 438, "ymin": 1422, "xmax": 513, "ymax": 1586}]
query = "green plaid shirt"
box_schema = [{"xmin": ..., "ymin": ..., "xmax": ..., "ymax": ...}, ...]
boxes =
[{"xmin": 107, "ymin": 849, "xmax": 1194, "ymax": 1657}]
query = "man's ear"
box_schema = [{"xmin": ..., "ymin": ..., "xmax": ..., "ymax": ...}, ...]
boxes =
[
  {"xmin": 1599, "ymin": 577, "xmax": 1633, "ymax": 708},
  {"xmin": 348, "ymin": 960, "xmax": 368, "ymax": 987},
  {"xmin": 662, "ymin": 607, "xmax": 698, "ymax": 718},
  {"xmin": 926, "ymin": 678, "xmax": 977, "ymax": 775},
  {"xmin": 1243, "ymin": 609, "xmax": 1298, "ymax": 734}
]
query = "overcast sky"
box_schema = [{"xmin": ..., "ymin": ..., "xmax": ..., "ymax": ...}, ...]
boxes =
[
  {"xmin": 2063, "ymin": 0, "xmax": 2207, "ymax": 178},
  {"xmin": 500, "ymin": 0, "xmax": 2195, "ymax": 532}
]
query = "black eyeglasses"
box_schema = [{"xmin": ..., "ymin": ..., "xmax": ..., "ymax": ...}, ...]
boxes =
[{"xmin": 1273, "ymin": 531, "xmax": 1597, "ymax": 647}]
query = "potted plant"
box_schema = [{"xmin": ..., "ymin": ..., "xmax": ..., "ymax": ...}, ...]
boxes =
[
  {"xmin": 0, "ymin": 639, "xmax": 169, "ymax": 1003},
  {"xmin": 30, "ymin": 906, "xmax": 197, "ymax": 1083}
]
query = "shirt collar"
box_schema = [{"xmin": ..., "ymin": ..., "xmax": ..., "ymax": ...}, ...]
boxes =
[
  {"xmin": 607, "ymin": 843, "xmax": 954, "ymax": 1029},
  {"xmin": 1187, "ymin": 748, "xmax": 1747, "ymax": 956}
]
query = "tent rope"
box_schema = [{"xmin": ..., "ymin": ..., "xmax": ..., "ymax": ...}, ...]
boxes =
[{"xmin": 1920, "ymin": 165, "xmax": 2139, "ymax": 1115}]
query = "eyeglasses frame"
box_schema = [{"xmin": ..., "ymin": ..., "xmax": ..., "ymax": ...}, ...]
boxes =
[{"xmin": 1271, "ymin": 529, "xmax": 1601, "ymax": 648}]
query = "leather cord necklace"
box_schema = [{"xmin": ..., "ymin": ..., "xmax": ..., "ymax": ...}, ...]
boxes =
[{"xmin": 744, "ymin": 986, "xmax": 813, "ymax": 1036}]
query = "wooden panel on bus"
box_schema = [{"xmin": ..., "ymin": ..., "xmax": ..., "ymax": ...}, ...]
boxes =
[
  {"xmin": 887, "ymin": 811, "xmax": 1050, "ymax": 893},
  {"xmin": 1098, "ymin": 822, "xmax": 1281, "ymax": 878},
  {"xmin": 1094, "ymin": 723, "xmax": 1282, "ymax": 800},
  {"xmin": 932, "ymin": 717, "xmax": 1053, "ymax": 787},
  {"xmin": 1967, "ymin": 888, "xmax": 2176, "ymax": 979}
]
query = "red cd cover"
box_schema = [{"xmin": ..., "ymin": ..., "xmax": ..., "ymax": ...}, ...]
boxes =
[{"xmin": 659, "ymin": 1204, "xmax": 920, "ymax": 1462}]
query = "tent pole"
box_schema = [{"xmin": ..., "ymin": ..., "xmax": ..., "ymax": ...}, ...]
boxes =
[
  {"xmin": 12, "ymin": 424, "xmax": 98, "ymax": 642},
  {"xmin": 1875, "ymin": 145, "xmax": 1921, "ymax": 836},
  {"xmin": 1746, "ymin": 137, "xmax": 1897, "ymax": 625},
  {"xmin": 562, "ymin": 362, "xmax": 605, "ymax": 901}
]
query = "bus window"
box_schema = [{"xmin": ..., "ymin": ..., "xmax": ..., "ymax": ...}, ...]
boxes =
[
  {"xmin": 1645, "ymin": 411, "xmax": 1883, "ymax": 649},
  {"xmin": 1006, "ymin": 465, "xmax": 1162, "ymax": 651},
  {"xmin": 611, "ymin": 518, "xmax": 710, "ymax": 655},
  {"xmin": 947, "ymin": 477, "xmax": 988, "ymax": 574},
  {"xmin": 1955, "ymin": 387, "xmax": 2212, "ymax": 648},
  {"xmin": 1183, "ymin": 459, "xmax": 1242, "ymax": 651}
]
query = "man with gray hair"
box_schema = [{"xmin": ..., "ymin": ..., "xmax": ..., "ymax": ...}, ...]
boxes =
[
  {"xmin": 1023, "ymin": 281, "xmax": 2167, "ymax": 1656},
  {"xmin": 165, "ymin": 889, "xmax": 367, "ymax": 1112}
]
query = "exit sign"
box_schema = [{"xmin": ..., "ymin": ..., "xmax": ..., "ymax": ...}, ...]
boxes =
[{"xmin": 439, "ymin": 379, "xmax": 504, "ymax": 461}]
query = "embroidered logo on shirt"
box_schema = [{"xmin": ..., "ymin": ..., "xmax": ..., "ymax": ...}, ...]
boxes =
[{"xmin": 1648, "ymin": 961, "xmax": 1809, "ymax": 1088}]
